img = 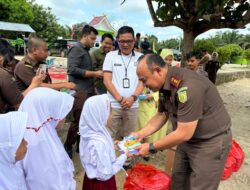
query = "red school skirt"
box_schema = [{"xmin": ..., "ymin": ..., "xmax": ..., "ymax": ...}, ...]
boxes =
[{"xmin": 82, "ymin": 173, "xmax": 117, "ymax": 190}]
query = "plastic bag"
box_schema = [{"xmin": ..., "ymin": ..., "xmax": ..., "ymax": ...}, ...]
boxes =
[
  {"xmin": 221, "ymin": 153, "xmax": 236, "ymax": 180},
  {"xmin": 221, "ymin": 139, "xmax": 245, "ymax": 180},
  {"xmin": 123, "ymin": 163, "xmax": 171, "ymax": 190},
  {"xmin": 231, "ymin": 139, "xmax": 245, "ymax": 172}
]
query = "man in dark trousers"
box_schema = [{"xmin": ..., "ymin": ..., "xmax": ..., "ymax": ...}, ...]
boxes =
[
  {"xmin": 64, "ymin": 25, "xmax": 101, "ymax": 158},
  {"xmin": 133, "ymin": 54, "xmax": 232, "ymax": 190}
]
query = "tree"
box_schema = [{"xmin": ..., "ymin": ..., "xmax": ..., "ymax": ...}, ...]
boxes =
[
  {"xmin": 221, "ymin": 31, "xmax": 244, "ymax": 44},
  {"xmin": 137, "ymin": 0, "xmax": 250, "ymax": 66},
  {"xmin": 0, "ymin": 0, "xmax": 34, "ymax": 24},
  {"xmin": 28, "ymin": 1, "xmax": 69, "ymax": 43},
  {"xmin": 71, "ymin": 22, "xmax": 88, "ymax": 40},
  {"xmin": 158, "ymin": 38, "xmax": 180, "ymax": 50},
  {"xmin": 194, "ymin": 39, "xmax": 215, "ymax": 53}
]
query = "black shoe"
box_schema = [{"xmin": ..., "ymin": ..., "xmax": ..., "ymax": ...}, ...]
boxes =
[
  {"xmin": 143, "ymin": 156, "xmax": 150, "ymax": 162},
  {"xmin": 64, "ymin": 144, "xmax": 73, "ymax": 159},
  {"xmin": 123, "ymin": 164, "xmax": 132, "ymax": 170}
]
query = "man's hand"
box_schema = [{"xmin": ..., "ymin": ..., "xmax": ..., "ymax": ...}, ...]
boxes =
[
  {"xmin": 95, "ymin": 70, "xmax": 103, "ymax": 78},
  {"xmin": 30, "ymin": 75, "xmax": 43, "ymax": 87},
  {"xmin": 135, "ymin": 143, "xmax": 150, "ymax": 157},
  {"xmin": 65, "ymin": 82, "xmax": 76, "ymax": 90},
  {"xmin": 121, "ymin": 96, "xmax": 134, "ymax": 109},
  {"xmin": 146, "ymin": 94, "xmax": 154, "ymax": 101},
  {"xmin": 129, "ymin": 132, "xmax": 144, "ymax": 142}
]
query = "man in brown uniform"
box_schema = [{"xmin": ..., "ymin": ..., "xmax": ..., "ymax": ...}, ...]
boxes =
[
  {"xmin": 0, "ymin": 38, "xmax": 42, "ymax": 113},
  {"xmin": 14, "ymin": 37, "xmax": 75, "ymax": 91},
  {"xmin": 133, "ymin": 54, "xmax": 232, "ymax": 190}
]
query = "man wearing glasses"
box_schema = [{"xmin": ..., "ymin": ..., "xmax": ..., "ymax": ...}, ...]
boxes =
[{"xmin": 103, "ymin": 26, "xmax": 143, "ymax": 169}]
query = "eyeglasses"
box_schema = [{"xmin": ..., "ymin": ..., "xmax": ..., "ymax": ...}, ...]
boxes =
[{"xmin": 118, "ymin": 40, "xmax": 134, "ymax": 45}]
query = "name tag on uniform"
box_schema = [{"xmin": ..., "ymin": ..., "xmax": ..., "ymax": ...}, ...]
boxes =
[
  {"xmin": 123, "ymin": 78, "xmax": 130, "ymax": 88},
  {"xmin": 114, "ymin": 63, "xmax": 122, "ymax": 66}
]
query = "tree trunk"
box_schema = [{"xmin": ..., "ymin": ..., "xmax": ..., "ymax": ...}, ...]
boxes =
[{"xmin": 181, "ymin": 31, "xmax": 195, "ymax": 67}]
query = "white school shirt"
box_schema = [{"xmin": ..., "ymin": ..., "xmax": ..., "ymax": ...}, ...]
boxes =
[
  {"xmin": 103, "ymin": 50, "xmax": 142, "ymax": 109},
  {"xmin": 0, "ymin": 112, "xmax": 28, "ymax": 190},
  {"xmin": 79, "ymin": 94, "xmax": 127, "ymax": 181},
  {"xmin": 18, "ymin": 87, "xmax": 76, "ymax": 190}
]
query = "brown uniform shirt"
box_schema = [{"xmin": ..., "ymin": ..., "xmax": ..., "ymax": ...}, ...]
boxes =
[
  {"xmin": 158, "ymin": 67, "xmax": 231, "ymax": 141},
  {"xmin": 14, "ymin": 56, "xmax": 51, "ymax": 91},
  {"xmin": 0, "ymin": 67, "xmax": 23, "ymax": 113}
]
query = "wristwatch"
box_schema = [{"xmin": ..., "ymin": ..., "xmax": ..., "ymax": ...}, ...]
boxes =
[
  {"xmin": 149, "ymin": 143, "xmax": 157, "ymax": 154},
  {"xmin": 131, "ymin": 95, "xmax": 138, "ymax": 101}
]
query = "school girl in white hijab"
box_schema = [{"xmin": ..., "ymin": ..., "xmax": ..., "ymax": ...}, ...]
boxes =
[
  {"xmin": 18, "ymin": 87, "xmax": 76, "ymax": 190},
  {"xmin": 0, "ymin": 111, "xmax": 28, "ymax": 190},
  {"xmin": 79, "ymin": 94, "xmax": 127, "ymax": 190}
]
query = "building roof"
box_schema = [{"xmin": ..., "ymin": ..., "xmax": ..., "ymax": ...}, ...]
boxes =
[
  {"xmin": 0, "ymin": 21, "xmax": 35, "ymax": 33},
  {"xmin": 89, "ymin": 15, "xmax": 116, "ymax": 35},
  {"xmin": 89, "ymin": 16, "xmax": 106, "ymax": 26}
]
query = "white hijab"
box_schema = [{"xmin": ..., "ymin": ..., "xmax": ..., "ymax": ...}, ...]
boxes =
[
  {"xmin": 18, "ymin": 87, "xmax": 76, "ymax": 190},
  {"xmin": 0, "ymin": 112, "xmax": 28, "ymax": 190},
  {"xmin": 79, "ymin": 94, "xmax": 117, "ymax": 177}
]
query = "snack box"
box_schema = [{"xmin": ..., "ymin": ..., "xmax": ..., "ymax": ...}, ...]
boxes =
[{"xmin": 118, "ymin": 136, "xmax": 141, "ymax": 155}]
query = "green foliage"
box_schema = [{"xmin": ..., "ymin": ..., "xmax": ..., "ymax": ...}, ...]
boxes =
[
  {"xmin": 193, "ymin": 39, "xmax": 215, "ymax": 53},
  {"xmin": 243, "ymin": 48, "xmax": 250, "ymax": 60},
  {"xmin": 224, "ymin": 44, "xmax": 243, "ymax": 60},
  {"xmin": 71, "ymin": 22, "xmax": 87, "ymax": 40},
  {"xmin": 28, "ymin": 1, "xmax": 69, "ymax": 43},
  {"xmin": 148, "ymin": 0, "xmax": 250, "ymax": 65},
  {"xmin": 0, "ymin": 0, "xmax": 34, "ymax": 24},
  {"xmin": 216, "ymin": 44, "xmax": 243, "ymax": 65},
  {"xmin": 158, "ymin": 38, "xmax": 182, "ymax": 51},
  {"xmin": 216, "ymin": 46, "xmax": 231, "ymax": 65}
]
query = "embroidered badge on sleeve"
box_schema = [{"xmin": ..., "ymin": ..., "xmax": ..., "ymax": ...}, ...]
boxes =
[{"xmin": 177, "ymin": 87, "xmax": 188, "ymax": 103}]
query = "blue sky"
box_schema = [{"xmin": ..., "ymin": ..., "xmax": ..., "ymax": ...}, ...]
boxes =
[{"xmin": 35, "ymin": 0, "xmax": 250, "ymax": 41}]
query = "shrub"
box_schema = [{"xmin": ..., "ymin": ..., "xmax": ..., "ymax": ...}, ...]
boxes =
[
  {"xmin": 194, "ymin": 39, "xmax": 215, "ymax": 54},
  {"xmin": 216, "ymin": 46, "xmax": 231, "ymax": 66}
]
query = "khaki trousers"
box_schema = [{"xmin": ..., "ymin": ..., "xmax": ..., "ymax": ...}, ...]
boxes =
[{"xmin": 108, "ymin": 108, "xmax": 138, "ymax": 140}]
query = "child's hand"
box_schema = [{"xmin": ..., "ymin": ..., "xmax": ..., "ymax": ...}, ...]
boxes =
[
  {"xmin": 125, "ymin": 150, "xmax": 133, "ymax": 158},
  {"xmin": 114, "ymin": 140, "xmax": 119, "ymax": 151}
]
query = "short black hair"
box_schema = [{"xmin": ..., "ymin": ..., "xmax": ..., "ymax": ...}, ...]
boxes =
[
  {"xmin": 0, "ymin": 39, "xmax": 15, "ymax": 65},
  {"xmin": 117, "ymin": 26, "xmax": 134, "ymax": 39},
  {"xmin": 138, "ymin": 53, "xmax": 166, "ymax": 72},
  {"xmin": 136, "ymin": 33, "xmax": 141, "ymax": 38},
  {"xmin": 186, "ymin": 51, "xmax": 202, "ymax": 60},
  {"xmin": 81, "ymin": 25, "xmax": 98, "ymax": 37},
  {"xmin": 101, "ymin": 33, "xmax": 114, "ymax": 42},
  {"xmin": 27, "ymin": 37, "xmax": 45, "ymax": 53}
]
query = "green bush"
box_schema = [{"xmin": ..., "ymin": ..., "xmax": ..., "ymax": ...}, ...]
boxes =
[
  {"xmin": 216, "ymin": 46, "xmax": 231, "ymax": 66},
  {"xmin": 243, "ymin": 48, "xmax": 250, "ymax": 60},
  {"xmin": 224, "ymin": 44, "xmax": 243, "ymax": 60},
  {"xmin": 194, "ymin": 39, "xmax": 215, "ymax": 53}
]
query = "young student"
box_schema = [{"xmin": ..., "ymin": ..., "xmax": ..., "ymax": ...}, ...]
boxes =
[
  {"xmin": 79, "ymin": 94, "xmax": 128, "ymax": 190},
  {"xmin": 0, "ymin": 111, "xmax": 28, "ymax": 190},
  {"xmin": 18, "ymin": 87, "xmax": 76, "ymax": 190}
]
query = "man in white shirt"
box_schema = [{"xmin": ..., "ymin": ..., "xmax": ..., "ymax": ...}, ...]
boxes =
[{"xmin": 103, "ymin": 26, "xmax": 143, "ymax": 143}]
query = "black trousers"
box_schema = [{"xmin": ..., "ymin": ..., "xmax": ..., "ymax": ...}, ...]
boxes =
[{"xmin": 64, "ymin": 91, "xmax": 94, "ymax": 148}]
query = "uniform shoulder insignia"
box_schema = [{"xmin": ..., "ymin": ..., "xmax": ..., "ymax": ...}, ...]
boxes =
[
  {"xmin": 177, "ymin": 87, "xmax": 188, "ymax": 103},
  {"xmin": 170, "ymin": 76, "xmax": 182, "ymax": 88},
  {"xmin": 24, "ymin": 63, "xmax": 33, "ymax": 69}
]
